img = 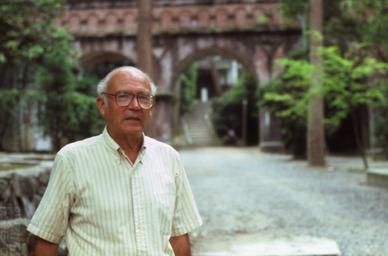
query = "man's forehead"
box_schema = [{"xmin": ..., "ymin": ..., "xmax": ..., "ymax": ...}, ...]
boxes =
[
  {"xmin": 109, "ymin": 70, "xmax": 150, "ymax": 88},
  {"xmin": 112, "ymin": 70, "xmax": 146, "ymax": 81}
]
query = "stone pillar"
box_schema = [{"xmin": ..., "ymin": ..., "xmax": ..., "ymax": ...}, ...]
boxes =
[
  {"xmin": 148, "ymin": 44, "xmax": 178, "ymax": 145},
  {"xmin": 255, "ymin": 44, "xmax": 284, "ymax": 152},
  {"xmin": 146, "ymin": 94, "xmax": 174, "ymax": 144},
  {"xmin": 259, "ymin": 110, "xmax": 283, "ymax": 151}
]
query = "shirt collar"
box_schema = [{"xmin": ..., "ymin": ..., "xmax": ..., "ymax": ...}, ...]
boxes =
[
  {"xmin": 102, "ymin": 127, "xmax": 121, "ymax": 152},
  {"xmin": 102, "ymin": 127, "xmax": 149, "ymax": 153}
]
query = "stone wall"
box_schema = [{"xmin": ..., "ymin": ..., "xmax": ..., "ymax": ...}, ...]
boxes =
[
  {"xmin": 0, "ymin": 158, "xmax": 52, "ymax": 256},
  {"xmin": 0, "ymin": 218, "xmax": 30, "ymax": 256}
]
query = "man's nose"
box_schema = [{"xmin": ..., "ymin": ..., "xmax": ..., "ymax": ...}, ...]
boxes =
[{"xmin": 127, "ymin": 96, "xmax": 141, "ymax": 109}]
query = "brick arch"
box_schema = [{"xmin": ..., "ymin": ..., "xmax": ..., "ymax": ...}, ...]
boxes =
[
  {"xmin": 62, "ymin": 2, "xmax": 299, "ymax": 146},
  {"xmin": 80, "ymin": 51, "xmax": 135, "ymax": 78},
  {"xmin": 171, "ymin": 45, "xmax": 257, "ymax": 93}
]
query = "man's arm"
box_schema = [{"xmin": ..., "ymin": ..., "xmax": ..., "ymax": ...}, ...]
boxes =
[
  {"xmin": 30, "ymin": 235, "xmax": 58, "ymax": 256},
  {"xmin": 170, "ymin": 233, "xmax": 192, "ymax": 256}
]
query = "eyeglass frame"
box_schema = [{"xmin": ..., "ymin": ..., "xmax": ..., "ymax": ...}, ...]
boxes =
[{"xmin": 101, "ymin": 91, "xmax": 154, "ymax": 109}]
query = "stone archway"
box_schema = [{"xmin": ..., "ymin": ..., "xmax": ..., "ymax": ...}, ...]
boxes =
[
  {"xmin": 152, "ymin": 32, "xmax": 298, "ymax": 147},
  {"xmin": 80, "ymin": 51, "xmax": 135, "ymax": 80},
  {"xmin": 61, "ymin": 1, "xmax": 301, "ymax": 147},
  {"xmin": 171, "ymin": 45, "xmax": 258, "ymax": 88},
  {"xmin": 168, "ymin": 44, "xmax": 259, "ymax": 143}
]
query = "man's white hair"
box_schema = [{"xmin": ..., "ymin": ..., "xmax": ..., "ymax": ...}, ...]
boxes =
[{"xmin": 96, "ymin": 66, "xmax": 157, "ymax": 96}]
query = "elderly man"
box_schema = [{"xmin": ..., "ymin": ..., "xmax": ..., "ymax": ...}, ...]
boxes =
[{"xmin": 28, "ymin": 66, "xmax": 202, "ymax": 256}]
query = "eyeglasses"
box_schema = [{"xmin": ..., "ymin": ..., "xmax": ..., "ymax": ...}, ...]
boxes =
[{"xmin": 102, "ymin": 92, "xmax": 153, "ymax": 109}]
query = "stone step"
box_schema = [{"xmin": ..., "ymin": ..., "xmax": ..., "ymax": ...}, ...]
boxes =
[
  {"xmin": 367, "ymin": 167, "xmax": 388, "ymax": 189},
  {"xmin": 182, "ymin": 102, "xmax": 220, "ymax": 146},
  {"xmin": 193, "ymin": 235, "xmax": 341, "ymax": 256}
]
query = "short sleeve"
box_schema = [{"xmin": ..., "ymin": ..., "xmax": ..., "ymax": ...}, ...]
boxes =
[
  {"xmin": 27, "ymin": 152, "xmax": 75, "ymax": 243},
  {"xmin": 171, "ymin": 154, "xmax": 202, "ymax": 236}
]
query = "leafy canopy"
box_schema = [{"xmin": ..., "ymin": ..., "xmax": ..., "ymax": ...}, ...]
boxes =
[
  {"xmin": 0, "ymin": 0, "xmax": 104, "ymax": 151},
  {"xmin": 260, "ymin": 46, "xmax": 388, "ymax": 155}
]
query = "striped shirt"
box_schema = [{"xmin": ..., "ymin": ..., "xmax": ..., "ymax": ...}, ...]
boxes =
[{"xmin": 27, "ymin": 128, "xmax": 202, "ymax": 255}]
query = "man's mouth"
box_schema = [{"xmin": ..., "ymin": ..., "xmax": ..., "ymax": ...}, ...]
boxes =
[{"xmin": 124, "ymin": 116, "xmax": 141, "ymax": 121}]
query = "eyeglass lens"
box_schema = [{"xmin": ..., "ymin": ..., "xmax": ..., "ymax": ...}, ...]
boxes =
[{"xmin": 116, "ymin": 93, "xmax": 152, "ymax": 108}]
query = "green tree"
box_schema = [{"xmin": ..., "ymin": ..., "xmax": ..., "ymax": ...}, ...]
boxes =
[
  {"xmin": 36, "ymin": 28, "xmax": 104, "ymax": 150},
  {"xmin": 211, "ymin": 73, "xmax": 258, "ymax": 145},
  {"xmin": 273, "ymin": 0, "xmax": 388, "ymax": 162},
  {"xmin": 260, "ymin": 46, "xmax": 388, "ymax": 167},
  {"xmin": 179, "ymin": 63, "xmax": 199, "ymax": 115},
  {"xmin": 0, "ymin": 0, "xmax": 104, "ymax": 151},
  {"xmin": 0, "ymin": 0, "xmax": 66, "ymax": 150},
  {"xmin": 307, "ymin": 0, "xmax": 325, "ymax": 166}
]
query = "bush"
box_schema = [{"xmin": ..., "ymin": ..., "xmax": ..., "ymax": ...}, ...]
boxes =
[
  {"xmin": 211, "ymin": 73, "xmax": 258, "ymax": 145},
  {"xmin": 259, "ymin": 46, "xmax": 388, "ymax": 159}
]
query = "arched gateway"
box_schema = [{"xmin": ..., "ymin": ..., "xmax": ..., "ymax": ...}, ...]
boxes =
[{"xmin": 63, "ymin": 0, "xmax": 300, "ymax": 149}]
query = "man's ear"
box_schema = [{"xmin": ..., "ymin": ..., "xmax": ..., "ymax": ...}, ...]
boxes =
[{"xmin": 96, "ymin": 96, "xmax": 106, "ymax": 117}]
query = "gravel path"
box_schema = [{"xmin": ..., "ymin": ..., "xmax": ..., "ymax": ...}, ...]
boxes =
[{"xmin": 180, "ymin": 147, "xmax": 388, "ymax": 256}]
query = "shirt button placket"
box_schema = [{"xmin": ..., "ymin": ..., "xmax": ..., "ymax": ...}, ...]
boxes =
[{"xmin": 132, "ymin": 167, "xmax": 147, "ymax": 255}]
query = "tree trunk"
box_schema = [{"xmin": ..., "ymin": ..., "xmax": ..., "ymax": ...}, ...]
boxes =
[
  {"xmin": 352, "ymin": 111, "xmax": 369, "ymax": 170},
  {"xmin": 307, "ymin": 0, "xmax": 326, "ymax": 166},
  {"xmin": 137, "ymin": 0, "xmax": 153, "ymax": 78}
]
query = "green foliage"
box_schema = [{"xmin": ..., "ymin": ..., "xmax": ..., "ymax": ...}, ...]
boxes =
[
  {"xmin": 211, "ymin": 73, "xmax": 258, "ymax": 145},
  {"xmin": 57, "ymin": 91, "xmax": 104, "ymax": 141},
  {"xmin": 259, "ymin": 60, "xmax": 310, "ymax": 157},
  {"xmin": 0, "ymin": 0, "xmax": 65, "ymax": 150},
  {"xmin": 0, "ymin": 0, "xmax": 65, "ymax": 66},
  {"xmin": 179, "ymin": 63, "xmax": 198, "ymax": 115},
  {"xmin": 279, "ymin": 0, "xmax": 387, "ymax": 60},
  {"xmin": 0, "ymin": 0, "xmax": 104, "ymax": 151},
  {"xmin": 0, "ymin": 89, "xmax": 20, "ymax": 127},
  {"xmin": 330, "ymin": 0, "xmax": 388, "ymax": 59},
  {"xmin": 260, "ymin": 46, "xmax": 388, "ymax": 157},
  {"xmin": 256, "ymin": 15, "xmax": 269, "ymax": 25},
  {"xmin": 323, "ymin": 46, "xmax": 387, "ymax": 130},
  {"xmin": 36, "ymin": 30, "xmax": 104, "ymax": 149},
  {"xmin": 262, "ymin": 58, "xmax": 313, "ymax": 121},
  {"xmin": 278, "ymin": 0, "xmax": 308, "ymax": 21},
  {"xmin": 277, "ymin": 0, "xmax": 388, "ymax": 159}
]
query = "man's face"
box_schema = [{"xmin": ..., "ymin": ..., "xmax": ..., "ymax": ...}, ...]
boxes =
[{"xmin": 97, "ymin": 71, "xmax": 153, "ymax": 138}]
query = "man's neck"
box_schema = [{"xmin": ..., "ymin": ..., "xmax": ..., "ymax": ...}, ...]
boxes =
[
  {"xmin": 121, "ymin": 135, "xmax": 143, "ymax": 152},
  {"xmin": 107, "ymin": 128, "xmax": 144, "ymax": 162}
]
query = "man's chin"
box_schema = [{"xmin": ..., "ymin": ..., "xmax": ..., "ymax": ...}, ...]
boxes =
[{"xmin": 122, "ymin": 126, "xmax": 144, "ymax": 136}]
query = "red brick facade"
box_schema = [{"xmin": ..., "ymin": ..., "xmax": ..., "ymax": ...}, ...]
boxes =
[
  {"xmin": 61, "ymin": 1, "xmax": 300, "ymax": 148},
  {"xmin": 62, "ymin": 2, "xmax": 289, "ymax": 36}
]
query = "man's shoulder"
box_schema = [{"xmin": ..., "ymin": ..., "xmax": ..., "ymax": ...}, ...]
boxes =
[
  {"xmin": 144, "ymin": 136, "xmax": 178, "ymax": 156},
  {"xmin": 58, "ymin": 134, "xmax": 103, "ymax": 157}
]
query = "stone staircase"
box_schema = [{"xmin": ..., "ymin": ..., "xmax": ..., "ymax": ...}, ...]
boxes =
[{"xmin": 181, "ymin": 101, "xmax": 220, "ymax": 147}]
